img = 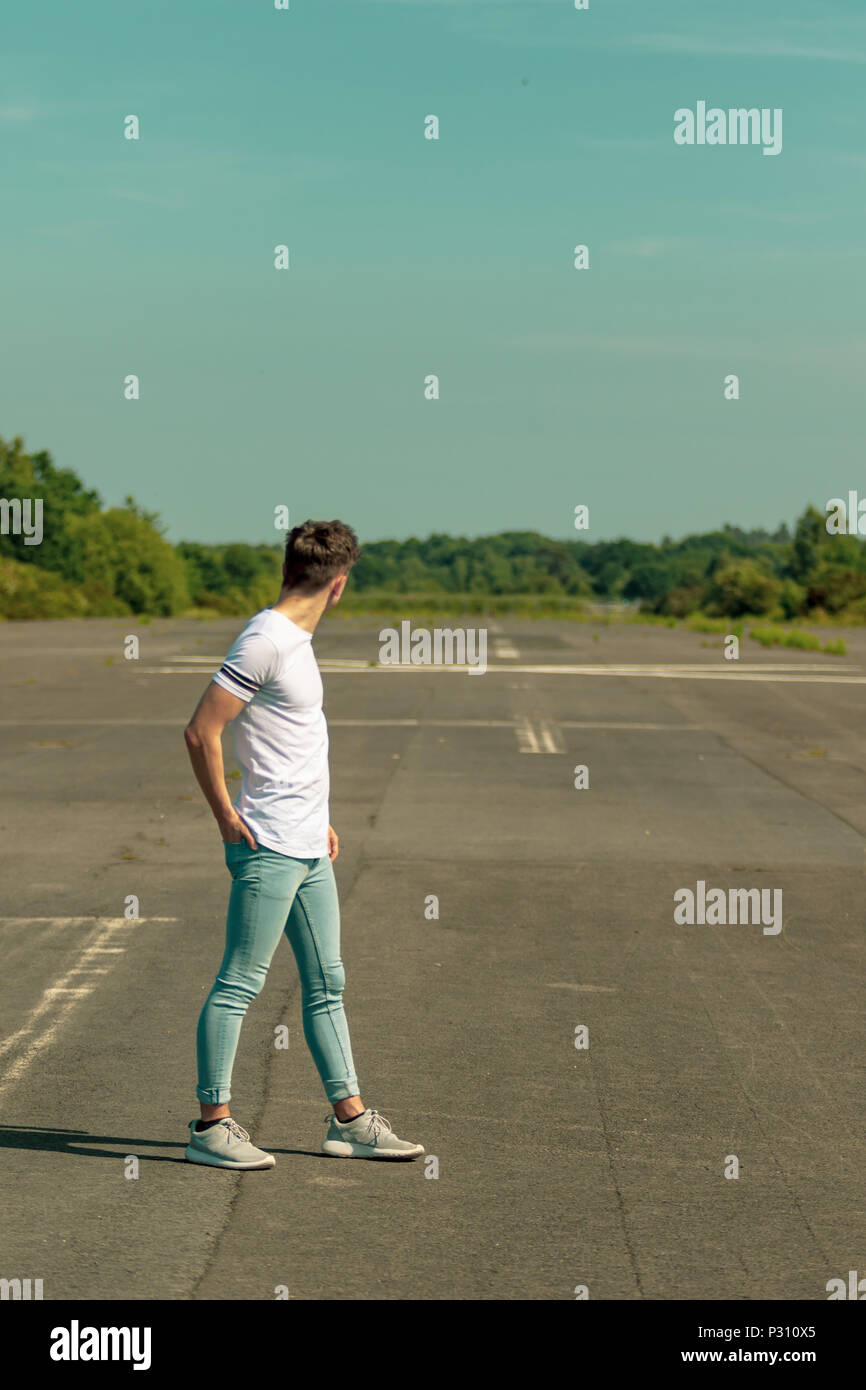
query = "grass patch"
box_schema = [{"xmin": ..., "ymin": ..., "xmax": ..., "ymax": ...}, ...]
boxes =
[
  {"xmin": 748, "ymin": 626, "xmax": 845, "ymax": 654},
  {"xmin": 331, "ymin": 590, "xmax": 589, "ymax": 621},
  {"xmin": 685, "ymin": 615, "xmax": 745, "ymax": 636},
  {"xmin": 633, "ymin": 613, "xmax": 679, "ymax": 628}
]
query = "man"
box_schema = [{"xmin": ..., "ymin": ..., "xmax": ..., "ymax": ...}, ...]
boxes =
[{"xmin": 182, "ymin": 519, "xmax": 424, "ymax": 1169}]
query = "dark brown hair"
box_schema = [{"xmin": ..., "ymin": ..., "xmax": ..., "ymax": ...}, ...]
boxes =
[{"xmin": 282, "ymin": 519, "xmax": 361, "ymax": 592}]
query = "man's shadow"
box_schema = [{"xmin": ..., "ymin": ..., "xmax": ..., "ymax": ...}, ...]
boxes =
[{"xmin": 0, "ymin": 1125, "xmax": 317, "ymax": 1163}]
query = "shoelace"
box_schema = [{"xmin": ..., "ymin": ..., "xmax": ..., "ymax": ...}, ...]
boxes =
[
  {"xmin": 223, "ymin": 1118, "xmax": 250, "ymax": 1144},
  {"xmin": 324, "ymin": 1109, "xmax": 393, "ymax": 1146},
  {"xmin": 365, "ymin": 1110, "xmax": 392, "ymax": 1145}
]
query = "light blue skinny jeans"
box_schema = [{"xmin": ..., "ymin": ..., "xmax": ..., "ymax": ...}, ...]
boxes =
[{"xmin": 196, "ymin": 841, "xmax": 359, "ymax": 1105}]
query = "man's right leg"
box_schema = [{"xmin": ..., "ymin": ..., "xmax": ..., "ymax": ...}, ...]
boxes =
[
  {"xmin": 187, "ymin": 842, "xmax": 307, "ymax": 1169},
  {"xmin": 196, "ymin": 842, "xmax": 309, "ymax": 1106}
]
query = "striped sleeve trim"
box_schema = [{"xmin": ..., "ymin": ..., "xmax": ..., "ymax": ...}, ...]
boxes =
[{"xmin": 214, "ymin": 662, "xmax": 262, "ymax": 700}]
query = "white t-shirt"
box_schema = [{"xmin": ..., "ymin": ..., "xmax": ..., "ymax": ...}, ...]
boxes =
[{"xmin": 212, "ymin": 608, "xmax": 329, "ymax": 857}]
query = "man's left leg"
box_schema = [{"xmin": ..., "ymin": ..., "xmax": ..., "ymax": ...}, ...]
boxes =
[{"xmin": 285, "ymin": 855, "xmax": 424, "ymax": 1160}]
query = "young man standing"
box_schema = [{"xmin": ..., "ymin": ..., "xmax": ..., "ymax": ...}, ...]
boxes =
[{"xmin": 182, "ymin": 519, "xmax": 424, "ymax": 1169}]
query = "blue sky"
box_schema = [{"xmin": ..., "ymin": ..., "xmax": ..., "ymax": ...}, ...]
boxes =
[{"xmin": 1, "ymin": 0, "xmax": 864, "ymax": 546}]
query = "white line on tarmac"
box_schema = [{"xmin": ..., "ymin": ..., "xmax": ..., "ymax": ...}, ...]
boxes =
[
  {"xmin": 146, "ymin": 651, "xmax": 862, "ymax": 674},
  {"xmin": 160, "ymin": 656, "xmax": 376, "ymax": 668},
  {"xmin": 0, "ymin": 718, "xmax": 542, "ymax": 734},
  {"xmin": 148, "ymin": 654, "xmax": 860, "ymax": 673},
  {"xmin": 538, "ymin": 719, "xmax": 566, "ymax": 753},
  {"xmin": 0, "ymin": 719, "xmax": 187, "ymax": 726},
  {"xmin": 514, "ymin": 717, "xmax": 566, "ymax": 754},
  {"xmin": 0, "ymin": 719, "xmax": 705, "ymax": 733},
  {"xmin": 0, "ymin": 917, "xmax": 178, "ymax": 1103},
  {"xmin": 131, "ymin": 663, "xmax": 864, "ymax": 684},
  {"xmin": 353, "ymin": 664, "xmax": 866, "ymax": 685},
  {"xmin": 515, "ymin": 715, "xmax": 541, "ymax": 754},
  {"xmin": 330, "ymin": 719, "xmax": 517, "ymax": 728},
  {"xmin": 0, "ymin": 917, "xmax": 179, "ymax": 926},
  {"xmin": 546, "ymin": 983, "xmax": 618, "ymax": 993},
  {"xmin": 161, "ymin": 656, "xmax": 374, "ymax": 667},
  {"xmin": 558, "ymin": 721, "xmax": 706, "ymax": 731}
]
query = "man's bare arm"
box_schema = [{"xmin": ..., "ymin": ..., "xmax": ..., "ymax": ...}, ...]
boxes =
[{"xmin": 184, "ymin": 682, "xmax": 257, "ymax": 846}]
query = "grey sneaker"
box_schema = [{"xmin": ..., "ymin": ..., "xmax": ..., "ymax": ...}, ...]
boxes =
[
  {"xmin": 322, "ymin": 1108, "xmax": 424, "ymax": 1160},
  {"xmin": 185, "ymin": 1118, "xmax": 275, "ymax": 1170}
]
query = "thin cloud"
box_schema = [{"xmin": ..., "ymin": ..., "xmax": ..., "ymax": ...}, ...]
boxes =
[
  {"xmin": 625, "ymin": 33, "xmax": 866, "ymax": 63},
  {"xmin": 610, "ymin": 238, "xmax": 697, "ymax": 258},
  {"xmin": 495, "ymin": 331, "xmax": 866, "ymax": 373},
  {"xmin": 0, "ymin": 105, "xmax": 39, "ymax": 121},
  {"xmin": 718, "ymin": 204, "xmax": 835, "ymax": 227},
  {"xmin": 113, "ymin": 190, "xmax": 185, "ymax": 208},
  {"xmin": 573, "ymin": 136, "xmax": 658, "ymax": 153}
]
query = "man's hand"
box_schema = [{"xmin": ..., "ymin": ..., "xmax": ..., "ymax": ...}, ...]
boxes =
[
  {"xmin": 218, "ymin": 810, "xmax": 257, "ymax": 849},
  {"xmin": 327, "ymin": 825, "xmax": 339, "ymax": 862}
]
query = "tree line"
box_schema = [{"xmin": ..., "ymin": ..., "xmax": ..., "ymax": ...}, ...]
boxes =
[{"xmin": 1, "ymin": 434, "xmax": 863, "ymax": 621}]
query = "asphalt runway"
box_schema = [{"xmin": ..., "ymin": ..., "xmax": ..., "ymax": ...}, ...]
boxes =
[{"xmin": 1, "ymin": 613, "xmax": 864, "ymax": 1301}]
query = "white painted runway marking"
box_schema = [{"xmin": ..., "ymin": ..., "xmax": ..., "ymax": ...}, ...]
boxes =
[
  {"xmin": 558, "ymin": 721, "xmax": 706, "ymax": 731},
  {"xmin": 161, "ymin": 656, "xmax": 376, "ymax": 669},
  {"xmin": 0, "ymin": 719, "xmax": 188, "ymax": 726},
  {"xmin": 330, "ymin": 719, "xmax": 516, "ymax": 728},
  {"xmin": 515, "ymin": 717, "xmax": 565, "ymax": 754},
  {"xmin": 129, "ymin": 661, "xmax": 864, "ymax": 685},
  {"xmin": 539, "ymin": 718, "xmax": 566, "ymax": 753},
  {"xmin": 515, "ymin": 715, "xmax": 541, "ymax": 754},
  {"xmin": 319, "ymin": 659, "xmax": 374, "ymax": 668},
  {"xmin": 163, "ymin": 655, "xmax": 379, "ymax": 667},
  {"xmin": 0, "ymin": 917, "xmax": 178, "ymax": 926},
  {"xmin": 0, "ymin": 718, "xmax": 514, "ymax": 729},
  {"xmin": 546, "ymin": 983, "xmax": 618, "ymax": 993},
  {"xmin": 153, "ymin": 652, "xmax": 860, "ymax": 674},
  {"xmin": 0, "ymin": 917, "xmax": 178, "ymax": 1103},
  {"xmin": 0, "ymin": 719, "xmax": 704, "ymax": 736}
]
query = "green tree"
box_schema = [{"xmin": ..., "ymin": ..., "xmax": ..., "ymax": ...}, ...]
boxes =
[
  {"xmin": 0, "ymin": 435, "xmax": 102, "ymax": 573},
  {"xmin": 705, "ymin": 559, "xmax": 781, "ymax": 617},
  {"xmin": 65, "ymin": 506, "xmax": 190, "ymax": 615},
  {"xmin": 788, "ymin": 506, "xmax": 829, "ymax": 584}
]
